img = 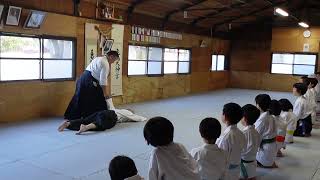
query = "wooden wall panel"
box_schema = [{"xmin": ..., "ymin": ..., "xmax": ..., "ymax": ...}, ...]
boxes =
[
  {"xmin": 230, "ymin": 27, "xmax": 320, "ymax": 92},
  {"xmin": 0, "ymin": 11, "xmax": 230, "ymax": 122},
  {"xmin": 229, "ymin": 71, "xmax": 300, "ymax": 92},
  {"xmin": 209, "ymin": 71, "xmax": 229, "ymax": 90}
]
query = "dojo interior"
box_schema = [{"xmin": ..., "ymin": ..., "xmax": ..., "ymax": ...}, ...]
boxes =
[{"xmin": 1, "ymin": 0, "xmax": 320, "ymax": 179}]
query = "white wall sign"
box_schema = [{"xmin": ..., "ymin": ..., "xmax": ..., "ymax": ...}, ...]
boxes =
[{"xmin": 303, "ymin": 43, "xmax": 310, "ymax": 52}]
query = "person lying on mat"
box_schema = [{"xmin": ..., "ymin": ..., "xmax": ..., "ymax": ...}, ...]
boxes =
[{"xmin": 58, "ymin": 98, "xmax": 147, "ymax": 134}]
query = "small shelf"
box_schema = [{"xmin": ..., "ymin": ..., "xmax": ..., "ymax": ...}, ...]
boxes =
[{"xmin": 97, "ymin": 17, "xmax": 123, "ymax": 23}]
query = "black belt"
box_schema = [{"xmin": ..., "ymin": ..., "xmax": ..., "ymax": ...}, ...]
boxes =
[
  {"xmin": 241, "ymin": 159, "xmax": 254, "ymax": 163},
  {"xmin": 260, "ymin": 137, "xmax": 276, "ymax": 149}
]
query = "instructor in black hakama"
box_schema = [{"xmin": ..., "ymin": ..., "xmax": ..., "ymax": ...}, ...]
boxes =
[{"xmin": 64, "ymin": 51, "xmax": 119, "ymax": 120}]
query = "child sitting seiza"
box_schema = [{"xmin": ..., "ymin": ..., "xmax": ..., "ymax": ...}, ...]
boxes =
[
  {"xmin": 279, "ymin": 99, "xmax": 298, "ymax": 143},
  {"xmin": 293, "ymin": 83, "xmax": 312, "ymax": 137},
  {"xmin": 217, "ymin": 103, "xmax": 246, "ymax": 180},
  {"xmin": 309, "ymin": 78, "xmax": 319, "ymax": 125},
  {"xmin": 190, "ymin": 118, "xmax": 228, "ymax": 180},
  {"xmin": 240, "ymin": 104, "xmax": 261, "ymax": 180},
  {"xmin": 254, "ymin": 94, "xmax": 278, "ymax": 168},
  {"xmin": 109, "ymin": 155, "xmax": 144, "ymax": 180},
  {"xmin": 301, "ymin": 77, "xmax": 317, "ymax": 126},
  {"xmin": 144, "ymin": 117, "xmax": 200, "ymax": 180},
  {"xmin": 270, "ymin": 100, "xmax": 287, "ymax": 157}
]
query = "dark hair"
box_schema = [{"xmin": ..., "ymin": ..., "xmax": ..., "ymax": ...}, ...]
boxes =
[
  {"xmin": 255, "ymin": 94, "xmax": 271, "ymax": 112},
  {"xmin": 109, "ymin": 156, "xmax": 138, "ymax": 180},
  {"xmin": 223, "ymin": 103, "xmax": 243, "ymax": 125},
  {"xmin": 293, "ymin": 83, "xmax": 308, "ymax": 95},
  {"xmin": 302, "ymin": 77, "xmax": 311, "ymax": 86},
  {"xmin": 143, "ymin": 117, "xmax": 174, "ymax": 147},
  {"xmin": 301, "ymin": 76, "xmax": 308, "ymax": 80},
  {"xmin": 315, "ymin": 72, "xmax": 320, "ymax": 75},
  {"xmin": 269, "ymin": 100, "xmax": 281, "ymax": 116},
  {"xmin": 199, "ymin": 118, "xmax": 221, "ymax": 143},
  {"xmin": 279, "ymin": 99, "xmax": 293, "ymax": 112},
  {"xmin": 107, "ymin": 50, "xmax": 120, "ymax": 57},
  {"xmin": 310, "ymin": 78, "xmax": 318, "ymax": 88},
  {"xmin": 242, "ymin": 104, "xmax": 260, "ymax": 125}
]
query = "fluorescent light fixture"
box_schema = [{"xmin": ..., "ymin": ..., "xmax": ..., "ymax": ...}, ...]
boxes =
[
  {"xmin": 299, "ymin": 22, "xmax": 309, "ymax": 28},
  {"xmin": 275, "ymin": 8, "xmax": 289, "ymax": 17}
]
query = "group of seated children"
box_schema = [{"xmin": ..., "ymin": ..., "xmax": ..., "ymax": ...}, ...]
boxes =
[
  {"xmin": 106, "ymin": 74, "xmax": 320, "ymax": 180},
  {"xmin": 107, "ymin": 94, "xmax": 302, "ymax": 180}
]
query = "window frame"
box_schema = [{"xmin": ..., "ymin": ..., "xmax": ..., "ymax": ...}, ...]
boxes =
[
  {"xmin": 128, "ymin": 44, "xmax": 191, "ymax": 77},
  {"xmin": 211, "ymin": 54, "xmax": 226, "ymax": 71},
  {"xmin": 270, "ymin": 52, "xmax": 318, "ymax": 76},
  {"xmin": 0, "ymin": 32, "xmax": 77, "ymax": 83}
]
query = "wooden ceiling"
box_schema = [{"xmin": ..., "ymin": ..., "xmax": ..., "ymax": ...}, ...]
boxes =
[{"xmin": 81, "ymin": 0, "xmax": 320, "ymax": 33}]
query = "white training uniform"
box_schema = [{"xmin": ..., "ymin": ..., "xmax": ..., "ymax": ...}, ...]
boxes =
[
  {"xmin": 293, "ymin": 96, "xmax": 309, "ymax": 120},
  {"xmin": 217, "ymin": 125, "xmax": 246, "ymax": 180},
  {"xmin": 254, "ymin": 112, "xmax": 277, "ymax": 167},
  {"xmin": 240, "ymin": 125, "xmax": 261, "ymax": 179},
  {"xmin": 274, "ymin": 115, "xmax": 287, "ymax": 151},
  {"xmin": 315, "ymin": 80, "xmax": 320, "ymax": 121},
  {"xmin": 190, "ymin": 144, "xmax": 228, "ymax": 180},
  {"xmin": 148, "ymin": 142, "xmax": 201, "ymax": 180},
  {"xmin": 280, "ymin": 111, "xmax": 298, "ymax": 143},
  {"xmin": 86, "ymin": 56, "xmax": 110, "ymax": 86},
  {"xmin": 106, "ymin": 98, "xmax": 147, "ymax": 122},
  {"xmin": 125, "ymin": 175, "xmax": 144, "ymax": 180},
  {"xmin": 305, "ymin": 88, "xmax": 317, "ymax": 123}
]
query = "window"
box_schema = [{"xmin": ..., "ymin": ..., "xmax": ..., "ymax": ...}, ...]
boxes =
[
  {"xmin": 0, "ymin": 34, "xmax": 76, "ymax": 81},
  {"xmin": 128, "ymin": 45, "xmax": 191, "ymax": 75},
  {"xmin": 271, "ymin": 53, "xmax": 317, "ymax": 75},
  {"xmin": 211, "ymin": 55, "xmax": 225, "ymax": 71}
]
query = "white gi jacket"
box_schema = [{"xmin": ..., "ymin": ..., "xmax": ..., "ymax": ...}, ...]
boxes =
[
  {"xmin": 148, "ymin": 143, "xmax": 201, "ymax": 180},
  {"xmin": 190, "ymin": 144, "xmax": 228, "ymax": 180}
]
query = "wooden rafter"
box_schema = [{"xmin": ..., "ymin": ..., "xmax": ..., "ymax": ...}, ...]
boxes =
[
  {"xmin": 127, "ymin": 0, "xmax": 151, "ymax": 18},
  {"xmin": 191, "ymin": 0, "xmax": 254, "ymax": 26},
  {"xmin": 162, "ymin": 0, "xmax": 208, "ymax": 27},
  {"xmin": 212, "ymin": 0, "xmax": 288, "ymax": 29}
]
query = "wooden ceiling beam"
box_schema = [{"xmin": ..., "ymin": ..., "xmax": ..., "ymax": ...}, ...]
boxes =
[
  {"xmin": 191, "ymin": 0, "xmax": 254, "ymax": 26},
  {"xmin": 211, "ymin": 0, "xmax": 288, "ymax": 29},
  {"xmin": 162, "ymin": 0, "xmax": 207, "ymax": 28},
  {"xmin": 127, "ymin": 0, "xmax": 151, "ymax": 19}
]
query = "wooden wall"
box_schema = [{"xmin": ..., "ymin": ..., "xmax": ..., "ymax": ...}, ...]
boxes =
[
  {"xmin": 0, "ymin": 11, "xmax": 230, "ymax": 122},
  {"xmin": 229, "ymin": 27, "xmax": 320, "ymax": 92}
]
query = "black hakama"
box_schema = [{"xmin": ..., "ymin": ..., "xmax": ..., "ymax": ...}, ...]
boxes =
[
  {"xmin": 67, "ymin": 110, "xmax": 117, "ymax": 131},
  {"xmin": 294, "ymin": 114, "xmax": 312, "ymax": 136},
  {"xmin": 64, "ymin": 70, "xmax": 108, "ymax": 120}
]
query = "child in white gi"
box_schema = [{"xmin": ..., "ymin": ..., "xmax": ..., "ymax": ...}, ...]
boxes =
[
  {"xmin": 279, "ymin": 99, "xmax": 298, "ymax": 143},
  {"xmin": 109, "ymin": 155, "xmax": 144, "ymax": 180},
  {"xmin": 293, "ymin": 83, "xmax": 312, "ymax": 137},
  {"xmin": 254, "ymin": 94, "xmax": 278, "ymax": 168},
  {"xmin": 270, "ymin": 100, "xmax": 287, "ymax": 157},
  {"xmin": 217, "ymin": 103, "xmax": 246, "ymax": 180},
  {"xmin": 240, "ymin": 104, "xmax": 261, "ymax": 180},
  {"xmin": 191, "ymin": 118, "xmax": 228, "ymax": 180},
  {"xmin": 301, "ymin": 77, "xmax": 317, "ymax": 126},
  {"xmin": 144, "ymin": 117, "xmax": 200, "ymax": 180}
]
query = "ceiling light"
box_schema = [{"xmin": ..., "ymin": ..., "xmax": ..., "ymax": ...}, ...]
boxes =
[
  {"xmin": 299, "ymin": 22, "xmax": 309, "ymax": 28},
  {"xmin": 275, "ymin": 8, "xmax": 289, "ymax": 17}
]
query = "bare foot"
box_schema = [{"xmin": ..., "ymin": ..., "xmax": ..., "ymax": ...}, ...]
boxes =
[
  {"xmin": 58, "ymin": 121, "xmax": 70, "ymax": 132},
  {"xmin": 277, "ymin": 150, "xmax": 283, "ymax": 157},
  {"xmin": 272, "ymin": 162, "xmax": 278, "ymax": 168},
  {"xmin": 76, "ymin": 124, "xmax": 89, "ymax": 135}
]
